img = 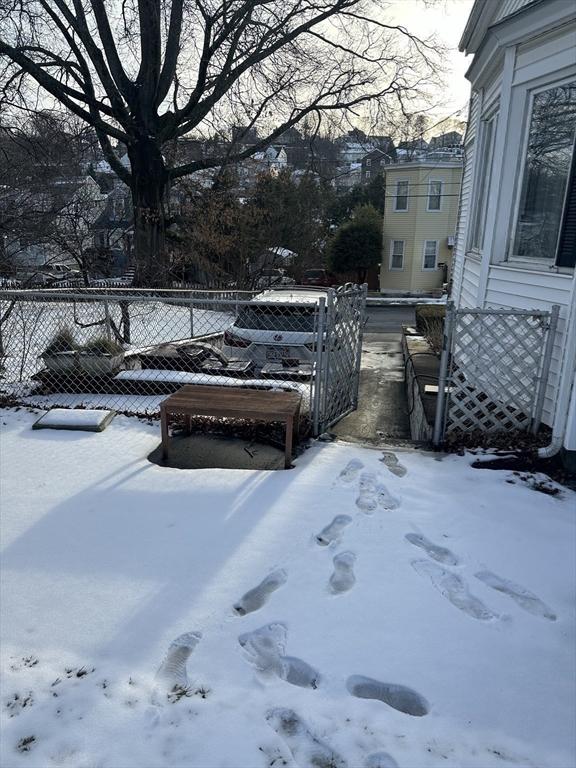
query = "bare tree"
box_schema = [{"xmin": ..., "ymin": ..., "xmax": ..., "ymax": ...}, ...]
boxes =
[{"xmin": 1, "ymin": 1, "xmax": 442, "ymax": 285}]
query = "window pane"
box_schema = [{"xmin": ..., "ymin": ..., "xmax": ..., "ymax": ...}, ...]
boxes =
[
  {"xmin": 395, "ymin": 181, "xmax": 408, "ymax": 210},
  {"xmin": 423, "ymin": 240, "xmax": 437, "ymax": 269},
  {"xmin": 469, "ymin": 118, "xmax": 496, "ymax": 249},
  {"xmin": 512, "ymin": 82, "xmax": 576, "ymax": 261},
  {"xmin": 428, "ymin": 181, "xmax": 442, "ymax": 210},
  {"xmin": 391, "ymin": 240, "xmax": 404, "ymax": 269}
]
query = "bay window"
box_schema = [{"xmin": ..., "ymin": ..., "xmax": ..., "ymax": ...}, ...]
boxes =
[{"xmin": 510, "ymin": 81, "xmax": 576, "ymax": 265}]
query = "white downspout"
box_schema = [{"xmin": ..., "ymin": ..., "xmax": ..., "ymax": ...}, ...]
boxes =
[{"xmin": 538, "ymin": 273, "xmax": 576, "ymax": 459}]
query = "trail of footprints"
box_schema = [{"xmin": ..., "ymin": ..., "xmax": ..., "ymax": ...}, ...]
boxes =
[
  {"xmin": 151, "ymin": 453, "xmax": 557, "ymax": 768},
  {"xmin": 404, "ymin": 530, "xmax": 557, "ymax": 623}
]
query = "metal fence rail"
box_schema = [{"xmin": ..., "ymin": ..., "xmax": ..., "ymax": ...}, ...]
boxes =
[
  {"xmin": 0, "ymin": 285, "xmax": 366, "ymax": 436},
  {"xmin": 433, "ymin": 302, "xmax": 559, "ymax": 445}
]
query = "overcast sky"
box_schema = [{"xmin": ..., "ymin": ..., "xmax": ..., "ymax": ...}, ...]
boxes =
[{"xmin": 389, "ymin": 0, "xmax": 475, "ymax": 117}]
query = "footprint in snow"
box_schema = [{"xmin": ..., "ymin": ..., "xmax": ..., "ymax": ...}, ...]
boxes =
[
  {"xmin": 405, "ymin": 533, "xmax": 459, "ymax": 566},
  {"xmin": 412, "ymin": 559, "xmax": 498, "ymax": 621},
  {"xmin": 239, "ymin": 624, "xmax": 321, "ymax": 689},
  {"xmin": 376, "ymin": 484, "xmax": 400, "ymax": 510},
  {"xmin": 266, "ymin": 708, "xmax": 347, "ymax": 768},
  {"xmin": 155, "ymin": 631, "xmax": 202, "ymax": 693},
  {"xmin": 475, "ymin": 569, "xmax": 557, "ymax": 621},
  {"xmin": 365, "ymin": 751, "xmax": 399, "ymax": 768},
  {"xmin": 276, "ymin": 656, "xmax": 321, "ymax": 689},
  {"xmin": 356, "ymin": 472, "xmax": 378, "ymax": 513},
  {"xmin": 380, "ymin": 450, "xmax": 407, "ymax": 478},
  {"xmin": 316, "ymin": 515, "xmax": 353, "ymax": 546},
  {"xmin": 347, "ymin": 674, "xmax": 429, "ymax": 717},
  {"xmin": 356, "ymin": 474, "xmax": 400, "ymax": 513},
  {"xmin": 329, "ymin": 551, "xmax": 356, "ymax": 594},
  {"xmin": 238, "ymin": 622, "xmax": 287, "ymax": 664},
  {"xmin": 233, "ymin": 569, "xmax": 287, "ymax": 616},
  {"xmin": 338, "ymin": 459, "xmax": 364, "ymax": 484}
]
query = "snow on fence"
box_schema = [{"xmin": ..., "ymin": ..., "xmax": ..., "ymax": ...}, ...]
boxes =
[{"xmin": 0, "ymin": 285, "xmax": 366, "ymax": 435}]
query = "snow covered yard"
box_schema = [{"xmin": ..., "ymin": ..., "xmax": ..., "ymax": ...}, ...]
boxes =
[{"xmin": 0, "ymin": 408, "xmax": 575, "ymax": 768}]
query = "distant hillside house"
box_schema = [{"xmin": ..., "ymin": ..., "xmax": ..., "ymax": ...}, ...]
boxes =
[
  {"xmin": 379, "ymin": 158, "xmax": 463, "ymax": 294},
  {"xmin": 336, "ymin": 163, "xmax": 362, "ymax": 190},
  {"xmin": 429, "ymin": 131, "xmax": 463, "ymax": 150},
  {"xmin": 337, "ymin": 140, "xmax": 376, "ymax": 166},
  {"xmin": 252, "ymin": 146, "xmax": 288, "ymax": 172},
  {"xmin": 361, "ymin": 148, "xmax": 393, "ymax": 184}
]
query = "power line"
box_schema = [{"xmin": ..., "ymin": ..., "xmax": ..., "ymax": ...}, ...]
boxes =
[{"xmin": 384, "ymin": 193, "xmax": 461, "ymax": 198}]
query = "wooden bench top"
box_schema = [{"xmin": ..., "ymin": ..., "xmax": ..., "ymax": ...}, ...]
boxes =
[{"xmin": 160, "ymin": 384, "xmax": 302, "ymax": 419}]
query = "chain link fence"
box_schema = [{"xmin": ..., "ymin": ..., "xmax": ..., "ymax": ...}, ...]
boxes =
[
  {"xmin": 433, "ymin": 303, "xmax": 559, "ymax": 444},
  {"xmin": 0, "ymin": 285, "xmax": 366, "ymax": 436}
]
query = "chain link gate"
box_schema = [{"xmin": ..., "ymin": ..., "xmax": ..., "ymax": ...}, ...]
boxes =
[
  {"xmin": 433, "ymin": 302, "xmax": 560, "ymax": 445},
  {"xmin": 0, "ymin": 285, "xmax": 366, "ymax": 437},
  {"xmin": 314, "ymin": 283, "xmax": 367, "ymax": 434}
]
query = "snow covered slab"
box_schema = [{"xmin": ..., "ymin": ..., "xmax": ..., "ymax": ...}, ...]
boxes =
[{"xmin": 32, "ymin": 408, "xmax": 115, "ymax": 432}]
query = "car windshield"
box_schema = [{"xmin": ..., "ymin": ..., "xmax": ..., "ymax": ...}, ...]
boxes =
[
  {"xmin": 236, "ymin": 305, "xmax": 316, "ymax": 332},
  {"xmin": 305, "ymin": 270, "xmax": 325, "ymax": 278}
]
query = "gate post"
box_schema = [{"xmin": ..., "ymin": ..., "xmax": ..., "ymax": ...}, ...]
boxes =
[
  {"xmin": 433, "ymin": 301, "xmax": 455, "ymax": 447},
  {"xmin": 189, "ymin": 291, "xmax": 195, "ymax": 338},
  {"xmin": 312, "ymin": 296, "xmax": 327, "ymax": 436},
  {"xmin": 531, "ymin": 304, "xmax": 560, "ymax": 434},
  {"xmin": 103, "ymin": 290, "xmax": 112, "ymax": 342},
  {"xmin": 352, "ymin": 283, "xmax": 368, "ymax": 408}
]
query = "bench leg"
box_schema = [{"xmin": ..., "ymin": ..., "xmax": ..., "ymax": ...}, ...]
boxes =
[
  {"xmin": 161, "ymin": 409, "xmax": 170, "ymax": 460},
  {"xmin": 285, "ymin": 416, "xmax": 293, "ymax": 469}
]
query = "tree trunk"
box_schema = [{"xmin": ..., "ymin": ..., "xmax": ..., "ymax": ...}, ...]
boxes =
[
  {"xmin": 120, "ymin": 301, "xmax": 131, "ymax": 343},
  {"xmin": 128, "ymin": 139, "xmax": 169, "ymax": 287}
]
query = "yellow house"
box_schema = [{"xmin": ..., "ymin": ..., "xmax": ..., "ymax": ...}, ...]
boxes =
[{"xmin": 379, "ymin": 159, "xmax": 462, "ymax": 293}]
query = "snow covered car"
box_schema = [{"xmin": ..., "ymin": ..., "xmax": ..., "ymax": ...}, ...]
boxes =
[{"xmin": 222, "ymin": 288, "xmax": 329, "ymax": 366}]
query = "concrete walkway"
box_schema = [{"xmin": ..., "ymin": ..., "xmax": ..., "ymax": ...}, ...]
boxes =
[{"xmin": 332, "ymin": 306, "xmax": 414, "ymax": 445}]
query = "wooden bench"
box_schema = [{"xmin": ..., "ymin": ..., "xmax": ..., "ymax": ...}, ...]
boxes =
[{"xmin": 160, "ymin": 384, "xmax": 302, "ymax": 468}]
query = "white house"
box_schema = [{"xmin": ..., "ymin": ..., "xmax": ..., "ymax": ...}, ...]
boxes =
[
  {"xmin": 452, "ymin": 0, "xmax": 576, "ymax": 464},
  {"xmin": 252, "ymin": 146, "xmax": 288, "ymax": 172}
]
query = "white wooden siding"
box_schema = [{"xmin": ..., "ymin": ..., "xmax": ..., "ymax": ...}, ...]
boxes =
[
  {"xmin": 484, "ymin": 265, "xmax": 574, "ymax": 426},
  {"xmin": 513, "ymin": 22, "xmax": 576, "ymax": 86},
  {"xmin": 460, "ymin": 256, "xmax": 481, "ymax": 307},
  {"xmin": 451, "ymin": 92, "xmax": 479, "ymax": 303},
  {"xmin": 451, "ymin": 143, "xmax": 474, "ymax": 302},
  {"xmin": 493, "ymin": 0, "xmax": 536, "ymax": 23},
  {"xmin": 465, "ymin": 90, "xmax": 480, "ymax": 144}
]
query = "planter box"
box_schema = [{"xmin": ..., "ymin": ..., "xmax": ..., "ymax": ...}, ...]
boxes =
[
  {"xmin": 77, "ymin": 352, "xmax": 124, "ymax": 376},
  {"xmin": 42, "ymin": 351, "xmax": 77, "ymax": 374}
]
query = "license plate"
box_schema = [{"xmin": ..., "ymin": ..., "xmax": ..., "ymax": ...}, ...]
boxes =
[{"xmin": 266, "ymin": 346, "xmax": 291, "ymax": 360}]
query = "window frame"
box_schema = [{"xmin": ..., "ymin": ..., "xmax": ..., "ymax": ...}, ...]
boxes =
[
  {"xmin": 427, "ymin": 179, "xmax": 443, "ymax": 212},
  {"xmin": 394, "ymin": 179, "xmax": 409, "ymax": 212},
  {"xmin": 507, "ymin": 77, "xmax": 576, "ymax": 267},
  {"xmin": 422, "ymin": 239, "xmax": 439, "ymax": 271},
  {"xmin": 365, "ymin": 170, "xmax": 371, "ymax": 179},
  {"xmin": 467, "ymin": 113, "xmax": 498, "ymax": 253},
  {"xmin": 389, "ymin": 239, "xmax": 405, "ymax": 271}
]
